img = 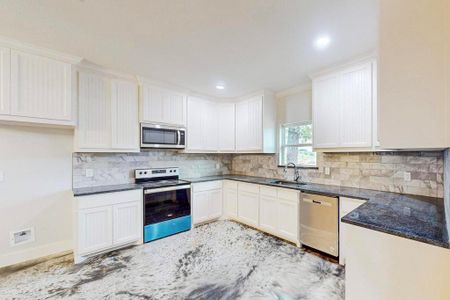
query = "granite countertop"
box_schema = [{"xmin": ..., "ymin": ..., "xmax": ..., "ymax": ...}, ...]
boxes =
[{"xmin": 73, "ymin": 174, "xmax": 449, "ymax": 249}]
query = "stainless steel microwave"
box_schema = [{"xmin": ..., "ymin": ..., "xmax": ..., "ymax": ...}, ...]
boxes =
[{"xmin": 141, "ymin": 123, "xmax": 186, "ymax": 149}]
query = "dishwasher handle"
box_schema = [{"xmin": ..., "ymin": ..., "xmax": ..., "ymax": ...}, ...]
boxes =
[{"xmin": 303, "ymin": 197, "xmax": 332, "ymax": 207}]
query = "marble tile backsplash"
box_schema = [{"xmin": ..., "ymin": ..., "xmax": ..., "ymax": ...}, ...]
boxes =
[
  {"xmin": 73, "ymin": 151, "xmax": 232, "ymax": 188},
  {"xmin": 73, "ymin": 150, "xmax": 444, "ymax": 198},
  {"xmin": 231, "ymin": 151, "xmax": 444, "ymax": 198}
]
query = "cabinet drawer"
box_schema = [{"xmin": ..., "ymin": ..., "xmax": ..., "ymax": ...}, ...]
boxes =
[
  {"xmin": 278, "ymin": 188, "xmax": 299, "ymax": 202},
  {"xmin": 223, "ymin": 180, "xmax": 238, "ymax": 190},
  {"xmin": 340, "ymin": 197, "xmax": 366, "ymax": 217},
  {"xmin": 238, "ymin": 182, "xmax": 260, "ymax": 194},
  {"xmin": 260, "ymin": 186, "xmax": 277, "ymax": 197},
  {"xmin": 193, "ymin": 181, "xmax": 222, "ymax": 192},
  {"xmin": 76, "ymin": 189, "xmax": 142, "ymax": 209}
]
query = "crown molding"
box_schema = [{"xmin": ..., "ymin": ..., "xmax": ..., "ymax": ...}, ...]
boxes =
[{"xmin": 275, "ymin": 83, "xmax": 312, "ymax": 99}]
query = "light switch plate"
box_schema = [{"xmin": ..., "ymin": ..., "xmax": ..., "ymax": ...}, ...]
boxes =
[
  {"xmin": 85, "ymin": 169, "xmax": 94, "ymax": 178},
  {"xmin": 404, "ymin": 172, "xmax": 411, "ymax": 181},
  {"xmin": 324, "ymin": 167, "xmax": 331, "ymax": 175}
]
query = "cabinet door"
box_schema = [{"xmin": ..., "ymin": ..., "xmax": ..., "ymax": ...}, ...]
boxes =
[
  {"xmin": 247, "ymin": 96, "xmax": 263, "ymax": 150},
  {"xmin": 113, "ymin": 201, "xmax": 141, "ymax": 246},
  {"xmin": 163, "ymin": 91, "xmax": 186, "ymax": 126},
  {"xmin": 187, "ymin": 97, "xmax": 205, "ymax": 151},
  {"xmin": 235, "ymin": 100, "xmax": 249, "ymax": 151},
  {"xmin": 312, "ymin": 73, "xmax": 340, "ymax": 148},
  {"xmin": 0, "ymin": 47, "xmax": 10, "ymax": 115},
  {"xmin": 237, "ymin": 191, "xmax": 259, "ymax": 227},
  {"xmin": 218, "ymin": 103, "xmax": 235, "ymax": 151},
  {"xmin": 78, "ymin": 206, "xmax": 113, "ymax": 255},
  {"xmin": 204, "ymin": 101, "xmax": 218, "ymax": 151},
  {"xmin": 277, "ymin": 198, "xmax": 299, "ymax": 243},
  {"xmin": 77, "ymin": 72, "xmax": 111, "ymax": 149},
  {"xmin": 340, "ymin": 62, "xmax": 373, "ymax": 147},
  {"xmin": 10, "ymin": 50, "xmax": 72, "ymax": 121},
  {"xmin": 259, "ymin": 195, "xmax": 278, "ymax": 234},
  {"xmin": 208, "ymin": 189, "xmax": 223, "ymax": 219},
  {"xmin": 111, "ymin": 79, "xmax": 139, "ymax": 150},
  {"xmin": 140, "ymin": 84, "xmax": 164, "ymax": 123},
  {"xmin": 193, "ymin": 191, "xmax": 210, "ymax": 224},
  {"xmin": 224, "ymin": 188, "xmax": 238, "ymax": 219}
]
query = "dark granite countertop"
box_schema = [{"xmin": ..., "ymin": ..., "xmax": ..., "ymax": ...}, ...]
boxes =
[{"xmin": 73, "ymin": 174, "xmax": 449, "ymax": 249}]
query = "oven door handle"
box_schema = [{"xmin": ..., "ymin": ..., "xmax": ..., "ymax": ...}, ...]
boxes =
[{"xmin": 144, "ymin": 185, "xmax": 191, "ymax": 194}]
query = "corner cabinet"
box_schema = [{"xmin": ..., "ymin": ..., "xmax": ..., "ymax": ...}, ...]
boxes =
[
  {"xmin": 192, "ymin": 181, "xmax": 223, "ymax": 225},
  {"xmin": 0, "ymin": 41, "xmax": 81, "ymax": 126},
  {"xmin": 75, "ymin": 70, "xmax": 139, "ymax": 152},
  {"xmin": 312, "ymin": 58, "xmax": 377, "ymax": 151},
  {"xmin": 140, "ymin": 83, "xmax": 186, "ymax": 127},
  {"xmin": 73, "ymin": 189, "xmax": 143, "ymax": 264}
]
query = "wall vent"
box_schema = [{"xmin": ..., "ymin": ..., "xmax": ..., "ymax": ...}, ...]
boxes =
[{"xmin": 10, "ymin": 228, "xmax": 35, "ymax": 246}]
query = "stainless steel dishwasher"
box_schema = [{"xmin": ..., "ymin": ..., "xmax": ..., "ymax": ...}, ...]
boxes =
[{"xmin": 300, "ymin": 192, "xmax": 338, "ymax": 257}]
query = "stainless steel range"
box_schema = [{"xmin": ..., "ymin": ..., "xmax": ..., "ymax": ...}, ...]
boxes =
[{"xmin": 135, "ymin": 167, "xmax": 191, "ymax": 243}]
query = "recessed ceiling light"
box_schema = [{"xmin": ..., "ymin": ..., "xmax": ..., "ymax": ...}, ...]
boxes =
[
  {"xmin": 215, "ymin": 84, "xmax": 225, "ymax": 90},
  {"xmin": 314, "ymin": 35, "xmax": 331, "ymax": 50}
]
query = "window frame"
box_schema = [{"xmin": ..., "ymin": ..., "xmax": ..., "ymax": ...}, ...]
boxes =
[{"xmin": 279, "ymin": 121, "xmax": 317, "ymax": 168}]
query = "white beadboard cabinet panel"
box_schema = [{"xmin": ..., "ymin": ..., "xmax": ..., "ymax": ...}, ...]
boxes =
[
  {"xmin": 209, "ymin": 189, "xmax": 223, "ymax": 220},
  {"xmin": 0, "ymin": 47, "xmax": 10, "ymax": 115},
  {"xmin": 312, "ymin": 73, "xmax": 340, "ymax": 148},
  {"xmin": 111, "ymin": 79, "xmax": 139, "ymax": 151},
  {"xmin": 223, "ymin": 187, "xmax": 238, "ymax": 219},
  {"xmin": 204, "ymin": 101, "xmax": 218, "ymax": 151},
  {"xmin": 237, "ymin": 191, "xmax": 259, "ymax": 227},
  {"xmin": 236, "ymin": 96, "xmax": 264, "ymax": 151},
  {"xmin": 140, "ymin": 84, "xmax": 186, "ymax": 126},
  {"xmin": 277, "ymin": 198, "xmax": 299, "ymax": 243},
  {"xmin": 186, "ymin": 96, "xmax": 205, "ymax": 151},
  {"xmin": 10, "ymin": 50, "xmax": 72, "ymax": 121},
  {"xmin": 235, "ymin": 100, "xmax": 249, "ymax": 151},
  {"xmin": 112, "ymin": 201, "xmax": 141, "ymax": 246},
  {"xmin": 78, "ymin": 206, "xmax": 113, "ymax": 255},
  {"xmin": 77, "ymin": 72, "xmax": 112, "ymax": 149},
  {"xmin": 192, "ymin": 191, "xmax": 210, "ymax": 225},
  {"xmin": 217, "ymin": 102, "xmax": 235, "ymax": 151},
  {"xmin": 259, "ymin": 194, "xmax": 278, "ymax": 234},
  {"xmin": 340, "ymin": 62, "xmax": 373, "ymax": 147}
]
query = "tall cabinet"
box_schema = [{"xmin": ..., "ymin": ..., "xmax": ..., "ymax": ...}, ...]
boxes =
[
  {"xmin": 75, "ymin": 69, "xmax": 139, "ymax": 152},
  {"xmin": 312, "ymin": 58, "xmax": 377, "ymax": 151}
]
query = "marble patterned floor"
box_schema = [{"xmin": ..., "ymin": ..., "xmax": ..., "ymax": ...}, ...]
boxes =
[{"xmin": 0, "ymin": 221, "xmax": 345, "ymax": 300}]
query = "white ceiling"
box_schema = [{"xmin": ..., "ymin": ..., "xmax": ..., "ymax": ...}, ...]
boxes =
[{"xmin": 0, "ymin": 0, "xmax": 377, "ymax": 98}]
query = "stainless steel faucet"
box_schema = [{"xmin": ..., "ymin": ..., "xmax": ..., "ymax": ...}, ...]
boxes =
[{"xmin": 284, "ymin": 162, "xmax": 301, "ymax": 182}]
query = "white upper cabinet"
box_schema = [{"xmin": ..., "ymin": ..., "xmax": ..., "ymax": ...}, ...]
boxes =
[
  {"xmin": 0, "ymin": 47, "xmax": 10, "ymax": 115},
  {"xmin": 217, "ymin": 102, "xmax": 235, "ymax": 151},
  {"xmin": 312, "ymin": 58, "xmax": 376, "ymax": 151},
  {"xmin": 186, "ymin": 96, "xmax": 218, "ymax": 152},
  {"xmin": 111, "ymin": 79, "xmax": 139, "ymax": 150},
  {"xmin": 76, "ymin": 70, "xmax": 139, "ymax": 152},
  {"xmin": 140, "ymin": 84, "xmax": 186, "ymax": 126},
  {"xmin": 235, "ymin": 91, "xmax": 276, "ymax": 153},
  {"xmin": 0, "ymin": 40, "xmax": 81, "ymax": 126}
]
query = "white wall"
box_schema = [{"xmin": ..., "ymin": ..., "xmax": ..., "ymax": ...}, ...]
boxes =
[
  {"xmin": 276, "ymin": 86, "xmax": 312, "ymax": 125},
  {"xmin": 0, "ymin": 125, "xmax": 73, "ymax": 267}
]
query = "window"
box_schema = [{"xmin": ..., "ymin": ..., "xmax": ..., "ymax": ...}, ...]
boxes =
[{"xmin": 279, "ymin": 122, "xmax": 317, "ymax": 167}]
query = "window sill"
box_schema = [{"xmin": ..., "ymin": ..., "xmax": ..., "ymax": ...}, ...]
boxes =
[{"xmin": 277, "ymin": 165, "xmax": 319, "ymax": 170}]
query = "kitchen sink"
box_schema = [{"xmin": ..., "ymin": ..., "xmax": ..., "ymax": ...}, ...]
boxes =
[{"xmin": 269, "ymin": 180, "xmax": 307, "ymax": 186}]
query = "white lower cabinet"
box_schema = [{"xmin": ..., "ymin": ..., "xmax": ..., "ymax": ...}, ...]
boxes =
[
  {"xmin": 223, "ymin": 180, "xmax": 238, "ymax": 219},
  {"xmin": 74, "ymin": 189, "xmax": 143, "ymax": 263},
  {"xmin": 339, "ymin": 196, "xmax": 367, "ymax": 265},
  {"xmin": 258, "ymin": 186, "xmax": 300, "ymax": 244},
  {"xmin": 192, "ymin": 181, "xmax": 223, "ymax": 225},
  {"xmin": 237, "ymin": 183, "xmax": 260, "ymax": 227}
]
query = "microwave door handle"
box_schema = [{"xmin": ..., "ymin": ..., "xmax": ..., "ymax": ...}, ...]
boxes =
[{"xmin": 177, "ymin": 130, "xmax": 181, "ymax": 145}]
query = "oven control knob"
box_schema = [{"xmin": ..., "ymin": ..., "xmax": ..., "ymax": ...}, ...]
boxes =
[
  {"xmin": 144, "ymin": 171, "xmax": 147, "ymax": 174},
  {"xmin": 139, "ymin": 171, "xmax": 143, "ymax": 175}
]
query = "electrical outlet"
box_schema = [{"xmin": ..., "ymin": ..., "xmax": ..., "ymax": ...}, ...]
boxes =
[
  {"xmin": 85, "ymin": 169, "xmax": 94, "ymax": 178},
  {"xmin": 10, "ymin": 228, "xmax": 35, "ymax": 246},
  {"xmin": 0, "ymin": 170, "xmax": 4, "ymax": 182},
  {"xmin": 324, "ymin": 167, "xmax": 331, "ymax": 175},
  {"xmin": 404, "ymin": 172, "xmax": 411, "ymax": 181}
]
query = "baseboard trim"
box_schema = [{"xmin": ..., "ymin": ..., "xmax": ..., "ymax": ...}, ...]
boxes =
[{"xmin": 0, "ymin": 239, "xmax": 73, "ymax": 269}]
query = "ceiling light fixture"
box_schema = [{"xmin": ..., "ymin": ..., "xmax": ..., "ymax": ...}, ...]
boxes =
[
  {"xmin": 314, "ymin": 35, "xmax": 331, "ymax": 50},
  {"xmin": 215, "ymin": 84, "xmax": 225, "ymax": 90}
]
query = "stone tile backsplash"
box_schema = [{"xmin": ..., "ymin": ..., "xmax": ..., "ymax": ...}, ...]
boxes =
[
  {"xmin": 73, "ymin": 150, "xmax": 444, "ymax": 198},
  {"xmin": 231, "ymin": 151, "xmax": 444, "ymax": 198},
  {"xmin": 73, "ymin": 151, "xmax": 232, "ymax": 188}
]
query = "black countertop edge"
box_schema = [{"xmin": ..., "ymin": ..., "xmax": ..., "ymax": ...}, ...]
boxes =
[{"xmin": 73, "ymin": 174, "xmax": 449, "ymax": 249}]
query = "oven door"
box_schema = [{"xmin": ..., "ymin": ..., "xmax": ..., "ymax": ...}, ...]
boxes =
[
  {"xmin": 141, "ymin": 123, "xmax": 186, "ymax": 149},
  {"xmin": 144, "ymin": 185, "xmax": 191, "ymax": 226}
]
